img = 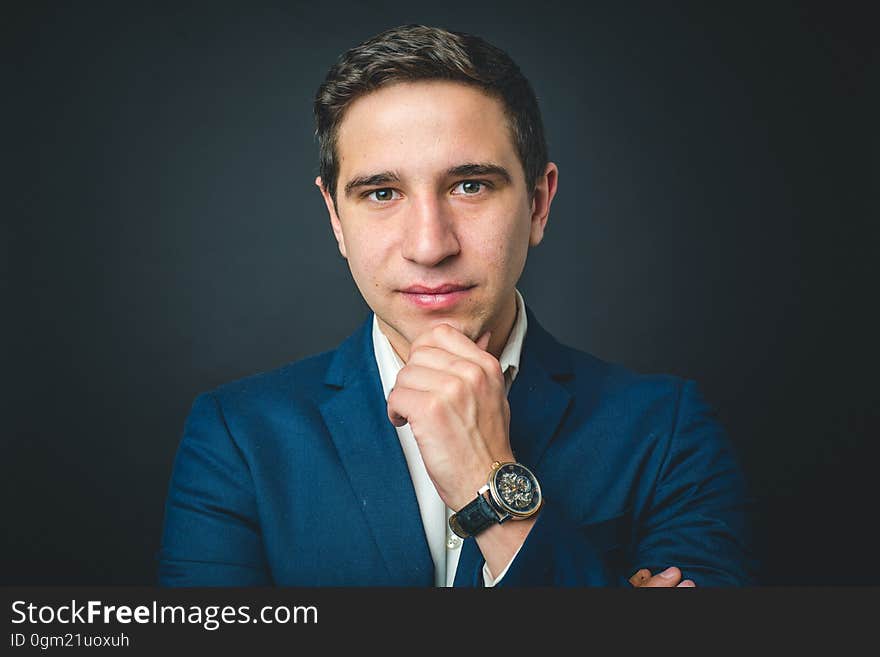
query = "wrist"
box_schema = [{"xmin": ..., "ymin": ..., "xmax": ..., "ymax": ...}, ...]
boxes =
[
  {"xmin": 476, "ymin": 515, "xmax": 538, "ymax": 579},
  {"xmin": 449, "ymin": 452, "xmax": 513, "ymax": 511},
  {"xmin": 448, "ymin": 460, "xmax": 543, "ymax": 539}
]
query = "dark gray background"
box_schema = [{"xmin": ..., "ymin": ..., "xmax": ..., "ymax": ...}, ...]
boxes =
[{"xmin": 4, "ymin": 0, "xmax": 876, "ymax": 584}]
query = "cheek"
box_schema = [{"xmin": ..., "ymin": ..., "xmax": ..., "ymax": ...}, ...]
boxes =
[
  {"xmin": 470, "ymin": 209, "xmax": 531, "ymax": 274},
  {"xmin": 342, "ymin": 226, "xmax": 393, "ymax": 284}
]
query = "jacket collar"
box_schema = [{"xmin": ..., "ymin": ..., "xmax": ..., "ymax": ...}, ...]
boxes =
[
  {"xmin": 319, "ymin": 313, "xmax": 434, "ymax": 585},
  {"xmin": 506, "ymin": 304, "xmax": 574, "ymax": 469}
]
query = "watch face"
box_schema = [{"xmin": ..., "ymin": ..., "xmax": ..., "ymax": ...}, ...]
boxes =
[{"xmin": 491, "ymin": 463, "xmax": 542, "ymax": 517}]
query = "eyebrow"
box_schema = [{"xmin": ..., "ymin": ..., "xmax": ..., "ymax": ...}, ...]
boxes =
[
  {"xmin": 446, "ymin": 163, "xmax": 512, "ymax": 184},
  {"xmin": 343, "ymin": 162, "xmax": 513, "ymax": 198},
  {"xmin": 344, "ymin": 171, "xmax": 401, "ymax": 198}
]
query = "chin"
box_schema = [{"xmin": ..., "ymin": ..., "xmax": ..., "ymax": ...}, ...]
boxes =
[
  {"xmin": 427, "ymin": 317, "xmax": 485, "ymax": 341},
  {"xmin": 380, "ymin": 306, "xmax": 483, "ymax": 343}
]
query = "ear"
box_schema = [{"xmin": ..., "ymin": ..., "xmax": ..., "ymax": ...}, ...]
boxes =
[
  {"xmin": 316, "ymin": 176, "xmax": 347, "ymax": 259},
  {"xmin": 528, "ymin": 162, "xmax": 559, "ymax": 247}
]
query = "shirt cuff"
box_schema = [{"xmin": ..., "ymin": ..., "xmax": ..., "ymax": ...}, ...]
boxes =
[{"xmin": 482, "ymin": 545, "xmax": 523, "ymax": 587}]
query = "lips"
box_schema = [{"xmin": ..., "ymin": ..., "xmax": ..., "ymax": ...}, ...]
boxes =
[
  {"xmin": 399, "ymin": 283, "xmax": 475, "ymax": 310},
  {"xmin": 401, "ymin": 283, "xmax": 473, "ymax": 294}
]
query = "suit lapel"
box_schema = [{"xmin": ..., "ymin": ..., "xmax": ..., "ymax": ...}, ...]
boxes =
[
  {"xmin": 318, "ymin": 315, "xmax": 434, "ymax": 586},
  {"xmin": 506, "ymin": 305, "xmax": 574, "ymax": 470},
  {"xmin": 454, "ymin": 304, "xmax": 574, "ymax": 586}
]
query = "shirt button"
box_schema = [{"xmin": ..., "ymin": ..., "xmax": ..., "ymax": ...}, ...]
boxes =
[{"xmin": 446, "ymin": 536, "xmax": 462, "ymax": 550}]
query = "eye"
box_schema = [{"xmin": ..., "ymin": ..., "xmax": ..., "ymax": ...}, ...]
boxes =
[
  {"xmin": 452, "ymin": 180, "xmax": 486, "ymax": 195},
  {"xmin": 366, "ymin": 188, "xmax": 401, "ymax": 202}
]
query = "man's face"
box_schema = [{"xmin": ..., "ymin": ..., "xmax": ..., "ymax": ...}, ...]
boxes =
[{"xmin": 317, "ymin": 80, "xmax": 557, "ymax": 359}]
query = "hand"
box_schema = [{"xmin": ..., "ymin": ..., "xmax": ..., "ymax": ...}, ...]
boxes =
[
  {"xmin": 386, "ymin": 323, "xmax": 513, "ymax": 511},
  {"xmin": 629, "ymin": 567, "xmax": 696, "ymax": 588}
]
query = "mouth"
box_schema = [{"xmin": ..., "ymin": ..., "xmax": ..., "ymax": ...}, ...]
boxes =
[{"xmin": 399, "ymin": 283, "xmax": 475, "ymax": 310}]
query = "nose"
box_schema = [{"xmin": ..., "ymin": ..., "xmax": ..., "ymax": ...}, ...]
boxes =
[{"xmin": 401, "ymin": 195, "xmax": 461, "ymax": 267}]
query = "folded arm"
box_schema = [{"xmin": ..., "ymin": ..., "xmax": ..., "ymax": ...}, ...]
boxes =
[{"xmin": 465, "ymin": 380, "xmax": 756, "ymax": 587}]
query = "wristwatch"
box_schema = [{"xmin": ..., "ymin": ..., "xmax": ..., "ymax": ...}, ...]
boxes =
[{"xmin": 448, "ymin": 461, "xmax": 543, "ymax": 539}]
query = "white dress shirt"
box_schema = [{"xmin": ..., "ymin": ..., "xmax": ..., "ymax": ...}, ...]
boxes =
[{"xmin": 372, "ymin": 288, "xmax": 528, "ymax": 587}]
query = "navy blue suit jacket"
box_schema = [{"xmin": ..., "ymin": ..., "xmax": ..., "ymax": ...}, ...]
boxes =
[{"xmin": 158, "ymin": 306, "xmax": 755, "ymax": 586}]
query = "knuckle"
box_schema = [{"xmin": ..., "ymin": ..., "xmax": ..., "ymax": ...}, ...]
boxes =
[
  {"xmin": 394, "ymin": 369, "xmax": 410, "ymax": 387},
  {"xmin": 459, "ymin": 361, "xmax": 483, "ymax": 386},
  {"xmin": 443, "ymin": 376, "xmax": 464, "ymax": 399},
  {"xmin": 487, "ymin": 356, "xmax": 503, "ymax": 377},
  {"xmin": 425, "ymin": 395, "xmax": 444, "ymax": 417},
  {"xmin": 411, "ymin": 352, "xmax": 434, "ymax": 370}
]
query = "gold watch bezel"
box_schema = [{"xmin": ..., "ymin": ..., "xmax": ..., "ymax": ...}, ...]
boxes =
[{"xmin": 487, "ymin": 461, "xmax": 543, "ymax": 519}]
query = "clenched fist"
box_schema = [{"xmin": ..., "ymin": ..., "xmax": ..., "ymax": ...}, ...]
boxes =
[{"xmin": 387, "ymin": 323, "xmax": 515, "ymax": 511}]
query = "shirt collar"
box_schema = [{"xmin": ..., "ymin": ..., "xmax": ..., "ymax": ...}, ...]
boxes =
[{"xmin": 498, "ymin": 287, "xmax": 527, "ymax": 385}]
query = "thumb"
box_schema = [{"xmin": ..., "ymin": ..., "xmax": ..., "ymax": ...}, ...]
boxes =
[{"xmin": 476, "ymin": 331, "xmax": 492, "ymax": 351}]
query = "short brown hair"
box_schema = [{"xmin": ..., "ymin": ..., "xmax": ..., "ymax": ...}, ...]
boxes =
[{"xmin": 314, "ymin": 24, "xmax": 548, "ymax": 206}]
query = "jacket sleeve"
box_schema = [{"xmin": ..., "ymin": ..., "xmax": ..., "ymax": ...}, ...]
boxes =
[
  {"xmin": 493, "ymin": 380, "xmax": 757, "ymax": 587},
  {"xmin": 157, "ymin": 393, "xmax": 272, "ymax": 586}
]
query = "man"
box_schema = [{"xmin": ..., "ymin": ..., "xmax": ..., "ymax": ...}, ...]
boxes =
[{"xmin": 158, "ymin": 25, "xmax": 755, "ymax": 587}]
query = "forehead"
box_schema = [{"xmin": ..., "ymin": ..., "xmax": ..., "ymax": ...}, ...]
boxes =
[{"xmin": 335, "ymin": 80, "xmax": 522, "ymax": 181}]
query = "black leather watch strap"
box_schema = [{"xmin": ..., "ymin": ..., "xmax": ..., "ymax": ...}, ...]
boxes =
[{"xmin": 449, "ymin": 494, "xmax": 499, "ymax": 538}]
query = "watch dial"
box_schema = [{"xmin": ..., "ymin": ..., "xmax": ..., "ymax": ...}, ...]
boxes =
[{"xmin": 494, "ymin": 463, "xmax": 541, "ymax": 515}]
